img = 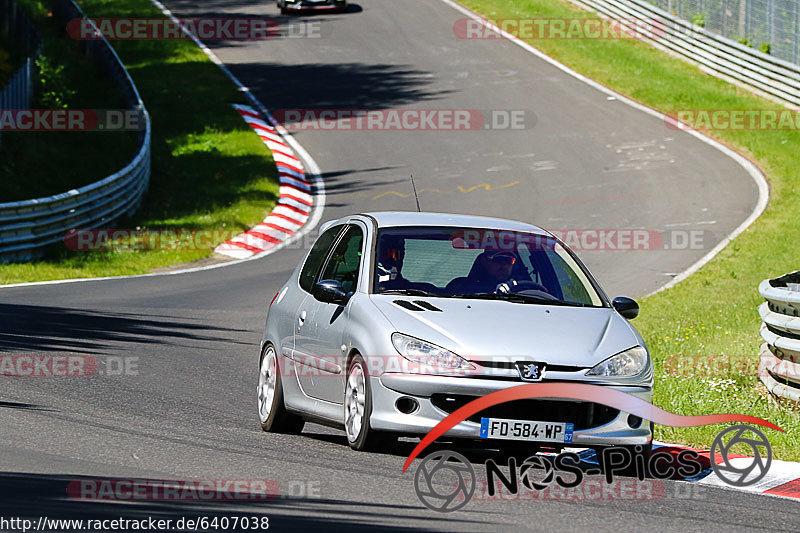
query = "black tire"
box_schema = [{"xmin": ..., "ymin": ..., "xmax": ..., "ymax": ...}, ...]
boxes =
[
  {"xmin": 345, "ymin": 354, "xmax": 396, "ymax": 451},
  {"xmin": 258, "ymin": 344, "xmax": 305, "ymax": 434}
]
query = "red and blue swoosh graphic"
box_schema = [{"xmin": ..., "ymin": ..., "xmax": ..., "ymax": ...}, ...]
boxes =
[{"xmin": 402, "ymin": 383, "xmax": 782, "ymax": 472}]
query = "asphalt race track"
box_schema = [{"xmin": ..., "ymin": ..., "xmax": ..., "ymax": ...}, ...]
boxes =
[{"xmin": 1, "ymin": 0, "xmax": 794, "ymax": 531}]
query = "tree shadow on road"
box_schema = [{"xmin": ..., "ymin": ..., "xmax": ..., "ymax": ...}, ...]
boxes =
[
  {"xmin": 0, "ymin": 303, "xmax": 249, "ymax": 354},
  {"xmin": 229, "ymin": 61, "xmax": 448, "ymax": 112},
  {"xmin": 0, "ymin": 471, "xmax": 487, "ymax": 531}
]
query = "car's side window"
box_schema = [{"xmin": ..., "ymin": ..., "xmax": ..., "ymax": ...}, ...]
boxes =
[
  {"xmin": 298, "ymin": 225, "xmax": 343, "ymax": 293},
  {"xmin": 319, "ymin": 225, "xmax": 364, "ymax": 294}
]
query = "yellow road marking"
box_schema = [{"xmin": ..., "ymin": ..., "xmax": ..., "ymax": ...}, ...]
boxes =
[
  {"xmin": 457, "ymin": 180, "xmax": 520, "ymax": 193},
  {"xmin": 371, "ymin": 180, "xmax": 520, "ymax": 201}
]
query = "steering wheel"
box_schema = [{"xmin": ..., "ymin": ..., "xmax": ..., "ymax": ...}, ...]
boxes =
[{"xmin": 494, "ymin": 280, "xmax": 557, "ymax": 299}]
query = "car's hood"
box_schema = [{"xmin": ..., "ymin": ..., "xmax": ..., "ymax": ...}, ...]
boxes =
[{"xmin": 369, "ymin": 295, "xmax": 641, "ymax": 368}]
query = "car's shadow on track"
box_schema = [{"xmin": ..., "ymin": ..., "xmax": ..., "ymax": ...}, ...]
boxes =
[{"xmin": 0, "ymin": 471, "xmax": 487, "ymax": 531}]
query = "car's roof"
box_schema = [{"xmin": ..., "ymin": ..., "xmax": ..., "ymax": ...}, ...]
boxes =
[{"xmin": 356, "ymin": 211, "xmax": 550, "ymax": 235}]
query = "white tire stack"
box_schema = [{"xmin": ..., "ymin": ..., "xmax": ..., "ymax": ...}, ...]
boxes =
[{"xmin": 758, "ymin": 272, "xmax": 800, "ymax": 401}]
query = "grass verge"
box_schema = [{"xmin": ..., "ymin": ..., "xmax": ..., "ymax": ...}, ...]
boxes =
[
  {"xmin": 0, "ymin": 0, "xmax": 278, "ymax": 282},
  {"xmin": 459, "ymin": 0, "xmax": 800, "ymax": 459},
  {"xmin": 0, "ymin": 0, "xmax": 138, "ymax": 201}
]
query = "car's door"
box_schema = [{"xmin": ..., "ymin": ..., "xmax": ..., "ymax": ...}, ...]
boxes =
[
  {"xmin": 290, "ymin": 222, "xmax": 344, "ymax": 376},
  {"xmin": 295, "ymin": 222, "xmax": 365, "ymax": 404}
]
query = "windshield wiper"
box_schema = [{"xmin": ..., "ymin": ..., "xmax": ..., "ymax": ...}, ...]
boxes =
[
  {"xmin": 453, "ymin": 292, "xmax": 585, "ymax": 306},
  {"xmin": 380, "ymin": 289, "xmax": 440, "ymax": 297}
]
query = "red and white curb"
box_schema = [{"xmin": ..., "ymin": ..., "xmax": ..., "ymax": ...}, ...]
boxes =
[
  {"xmin": 563, "ymin": 441, "xmax": 800, "ymax": 501},
  {"xmin": 653, "ymin": 442, "xmax": 800, "ymax": 500},
  {"xmin": 214, "ymin": 104, "xmax": 314, "ymax": 260}
]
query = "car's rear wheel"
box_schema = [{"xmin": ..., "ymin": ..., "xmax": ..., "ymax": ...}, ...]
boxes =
[
  {"xmin": 344, "ymin": 354, "xmax": 395, "ymax": 451},
  {"xmin": 258, "ymin": 344, "xmax": 304, "ymax": 433}
]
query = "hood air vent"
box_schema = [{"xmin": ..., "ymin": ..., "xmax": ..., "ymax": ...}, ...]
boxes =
[
  {"xmin": 393, "ymin": 300, "xmax": 425, "ymax": 311},
  {"xmin": 392, "ymin": 299, "xmax": 444, "ymax": 312},
  {"xmin": 413, "ymin": 300, "xmax": 442, "ymax": 312}
]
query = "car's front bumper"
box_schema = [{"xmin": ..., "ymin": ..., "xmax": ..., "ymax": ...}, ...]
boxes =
[{"xmin": 370, "ymin": 373, "xmax": 653, "ymax": 446}]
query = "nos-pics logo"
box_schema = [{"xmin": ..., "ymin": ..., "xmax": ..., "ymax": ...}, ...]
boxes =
[{"xmin": 413, "ymin": 424, "xmax": 773, "ymax": 512}]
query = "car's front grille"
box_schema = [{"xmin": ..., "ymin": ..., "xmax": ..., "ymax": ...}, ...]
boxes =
[{"xmin": 430, "ymin": 394, "xmax": 618, "ymax": 430}]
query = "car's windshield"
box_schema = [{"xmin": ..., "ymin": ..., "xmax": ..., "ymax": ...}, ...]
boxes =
[{"xmin": 372, "ymin": 226, "xmax": 605, "ymax": 307}]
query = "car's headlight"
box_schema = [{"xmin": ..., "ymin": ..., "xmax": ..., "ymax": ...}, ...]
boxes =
[
  {"xmin": 586, "ymin": 346, "xmax": 649, "ymax": 377},
  {"xmin": 391, "ymin": 333, "xmax": 473, "ymax": 370}
]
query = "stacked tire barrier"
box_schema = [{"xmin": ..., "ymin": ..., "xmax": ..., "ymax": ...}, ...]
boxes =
[
  {"xmin": 0, "ymin": 0, "xmax": 151, "ymax": 263},
  {"xmin": 566, "ymin": 0, "xmax": 800, "ymax": 106},
  {"xmin": 758, "ymin": 272, "xmax": 800, "ymax": 402}
]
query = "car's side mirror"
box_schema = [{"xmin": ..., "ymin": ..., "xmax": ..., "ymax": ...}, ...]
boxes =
[
  {"xmin": 612, "ymin": 296, "xmax": 639, "ymax": 320},
  {"xmin": 313, "ymin": 279, "xmax": 348, "ymax": 305}
]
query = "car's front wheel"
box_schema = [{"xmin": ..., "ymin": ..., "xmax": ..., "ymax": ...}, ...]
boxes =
[
  {"xmin": 258, "ymin": 344, "xmax": 304, "ymax": 433},
  {"xmin": 344, "ymin": 354, "xmax": 395, "ymax": 451}
]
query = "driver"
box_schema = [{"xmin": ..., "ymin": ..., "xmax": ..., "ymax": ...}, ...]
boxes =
[
  {"xmin": 376, "ymin": 235, "xmax": 411, "ymax": 290},
  {"xmin": 446, "ymin": 250, "xmax": 518, "ymax": 294}
]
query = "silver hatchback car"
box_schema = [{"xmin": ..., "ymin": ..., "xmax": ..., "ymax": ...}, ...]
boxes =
[{"xmin": 258, "ymin": 212, "xmax": 653, "ymax": 454}]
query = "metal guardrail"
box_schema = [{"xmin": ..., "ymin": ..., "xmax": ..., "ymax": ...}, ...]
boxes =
[
  {"xmin": 0, "ymin": 57, "xmax": 34, "ymax": 147},
  {"xmin": 0, "ymin": 0, "xmax": 40, "ymax": 147},
  {"xmin": 0, "ymin": 0, "xmax": 151, "ymax": 262},
  {"xmin": 0, "ymin": 57, "xmax": 34, "ymax": 110},
  {"xmin": 566, "ymin": 0, "xmax": 800, "ymax": 106},
  {"xmin": 758, "ymin": 272, "xmax": 800, "ymax": 401},
  {"xmin": 648, "ymin": 0, "xmax": 800, "ymax": 67}
]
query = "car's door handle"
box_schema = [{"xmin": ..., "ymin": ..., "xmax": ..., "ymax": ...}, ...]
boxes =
[{"xmin": 298, "ymin": 310, "xmax": 306, "ymax": 328}]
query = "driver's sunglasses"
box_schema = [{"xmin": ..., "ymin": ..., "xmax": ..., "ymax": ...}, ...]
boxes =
[{"xmin": 487, "ymin": 252, "xmax": 516, "ymax": 265}]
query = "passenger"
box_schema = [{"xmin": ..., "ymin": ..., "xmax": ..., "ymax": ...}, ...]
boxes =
[{"xmin": 446, "ymin": 250, "xmax": 519, "ymax": 294}]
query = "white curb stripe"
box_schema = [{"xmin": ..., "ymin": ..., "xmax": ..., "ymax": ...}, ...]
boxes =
[
  {"xmin": 278, "ymin": 196, "xmax": 312, "ymax": 212},
  {"xmin": 264, "ymin": 217, "xmax": 303, "ymax": 233},
  {"xmin": 272, "ymin": 205, "xmax": 309, "ymax": 222},
  {"xmin": 273, "ymin": 152, "xmax": 303, "ymax": 166}
]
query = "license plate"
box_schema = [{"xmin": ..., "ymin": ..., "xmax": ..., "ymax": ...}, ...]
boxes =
[{"xmin": 479, "ymin": 418, "xmax": 573, "ymax": 443}]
